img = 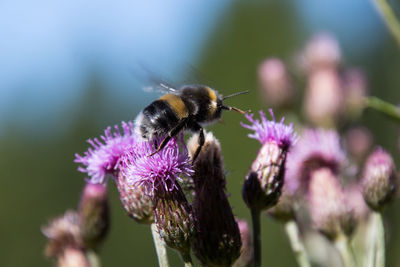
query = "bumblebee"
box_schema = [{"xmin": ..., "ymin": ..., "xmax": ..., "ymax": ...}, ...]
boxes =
[{"xmin": 134, "ymin": 84, "xmax": 248, "ymax": 162}]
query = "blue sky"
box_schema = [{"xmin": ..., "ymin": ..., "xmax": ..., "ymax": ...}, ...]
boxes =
[{"xmin": 0, "ymin": 0, "xmax": 385, "ymax": 136}]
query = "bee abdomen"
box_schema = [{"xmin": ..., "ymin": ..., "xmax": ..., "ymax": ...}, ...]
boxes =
[{"xmin": 137, "ymin": 100, "xmax": 181, "ymax": 139}]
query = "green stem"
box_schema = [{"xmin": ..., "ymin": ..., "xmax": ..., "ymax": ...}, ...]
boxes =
[
  {"xmin": 334, "ymin": 234, "xmax": 357, "ymax": 267},
  {"xmin": 373, "ymin": 0, "xmax": 400, "ymax": 47},
  {"xmin": 151, "ymin": 223, "xmax": 170, "ymax": 267},
  {"xmin": 284, "ymin": 221, "xmax": 311, "ymax": 267},
  {"xmin": 366, "ymin": 212, "xmax": 385, "ymax": 267},
  {"xmin": 251, "ymin": 208, "xmax": 261, "ymax": 267},
  {"xmin": 365, "ymin": 96, "xmax": 400, "ymax": 123}
]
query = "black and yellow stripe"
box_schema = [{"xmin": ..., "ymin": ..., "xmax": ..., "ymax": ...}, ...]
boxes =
[{"xmin": 159, "ymin": 94, "xmax": 189, "ymax": 119}]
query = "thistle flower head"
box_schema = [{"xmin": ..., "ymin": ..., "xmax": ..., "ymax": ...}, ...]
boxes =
[
  {"xmin": 115, "ymin": 171, "xmax": 154, "ymax": 224},
  {"xmin": 78, "ymin": 182, "xmax": 109, "ymax": 250},
  {"xmin": 300, "ymin": 32, "xmax": 341, "ymax": 72},
  {"xmin": 362, "ymin": 147, "xmax": 398, "ymax": 211},
  {"xmin": 188, "ymin": 131, "xmax": 242, "ymax": 266},
  {"xmin": 286, "ymin": 128, "xmax": 345, "ymax": 194},
  {"xmin": 241, "ymin": 109, "xmax": 297, "ymax": 151},
  {"xmin": 42, "ymin": 211, "xmax": 83, "ymax": 259},
  {"xmin": 75, "ymin": 121, "xmax": 136, "ymax": 184},
  {"xmin": 308, "ymin": 168, "xmax": 356, "ymax": 239},
  {"xmin": 119, "ymin": 134, "xmax": 193, "ymax": 193},
  {"xmin": 242, "ymin": 110, "xmax": 297, "ymax": 210},
  {"xmin": 154, "ymin": 185, "xmax": 195, "ymax": 259},
  {"xmin": 303, "ymin": 68, "xmax": 344, "ymax": 127},
  {"xmin": 258, "ymin": 58, "xmax": 294, "ymax": 108}
]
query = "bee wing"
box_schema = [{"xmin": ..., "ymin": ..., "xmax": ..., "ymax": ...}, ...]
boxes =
[{"xmin": 142, "ymin": 82, "xmax": 179, "ymax": 95}]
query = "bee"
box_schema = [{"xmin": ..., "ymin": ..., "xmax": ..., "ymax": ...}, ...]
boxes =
[{"xmin": 134, "ymin": 83, "xmax": 249, "ymax": 162}]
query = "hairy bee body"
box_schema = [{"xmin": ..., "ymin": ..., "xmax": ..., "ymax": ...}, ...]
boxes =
[
  {"xmin": 134, "ymin": 84, "xmax": 246, "ymax": 161},
  {"xmin": 135, "ymin": 85, "xmax": 222, "ymax": 140}
]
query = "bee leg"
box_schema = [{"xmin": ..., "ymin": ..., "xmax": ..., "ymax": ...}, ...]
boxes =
[
  {"xmin": 148, "ymin": 119, "xmax": 187, "ymax": 157},
  {"xmin": 191, "ymin": 127, "xmax": 205, "ymax": 164}
]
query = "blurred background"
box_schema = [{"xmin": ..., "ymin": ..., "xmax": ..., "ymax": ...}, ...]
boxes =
[{"xmin": 1, "ymin": 0, "xmax": 400, "ymax": 266}]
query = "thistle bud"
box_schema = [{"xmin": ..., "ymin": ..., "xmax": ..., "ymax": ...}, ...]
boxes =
[
  {"xmin": 303, "ymin": 68, "xmax": 344, "ymax": 127},
  {"xmin": 154, "ymin": 185, "xmax": 195, "ymax": 260},
  {"xmin": 114, "ymin": 171, "xmax": 154, "ymax": 224},
  {"xmin": 42, "ymin": 211, "xmax": 86, "ymax": 263},
  {"xmin": 258, "ymin": 58, "xmax": 294, "ymax": 108},
  {"xmin": 362, "ymin": 148, "xmax": 398, "ymax": 211},
  {"xmin": 78, "ymin": 182, "xmax": 110, "ymax": 250},
  {"xmin": 241, "ymin": 110, "xmax": 297, "ymax": 210},
  {"xmin": 308, "ymin": 168, "xmax": 356, "ymax": 240},
  {"xmin": 188, "ymin": 131, "xmax": 242, "ymax": 266},
  {"xmin": 299, "ymin": 33, "xmax": 341, "ymax": 72},
  {"xmin": 233, "ymin": 220, "xmax": 253, "ymax": 267}
]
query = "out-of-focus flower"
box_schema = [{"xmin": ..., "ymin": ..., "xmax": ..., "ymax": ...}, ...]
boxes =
[
  {"xmin": 286, "ymin": 128, "xmax": 345, "ymax": 194},
  {"xmin": 298, "ymin": 33, "xmax": 341, "ymax": 72},
  {"xmin": 114, "ymin": 172, "xmax": 154, "ymax": 224},
  {"xmin": 258, "ymin": 58, "xmax": 294, "ymax": 108},
  {"xmin": 344, "ymin": 126, "xmax": 373, "ymax": 162},
  {"xmin": 42, "ymin": 211, "xmax": 85, "ymax": 262},
  {"xmin": 303, "ymin": 68, "xmax": 344, "ymax": 127},
  {"xmin": 362, "ymin": 148, "xmax": 398, "ymax": 211},
  {"xmin": 78, "ymin": 182, "xmax": 109, "ymax": 250},
  {"xmin": 241, "ymin": 110, "xmax": 297, "ymax": 211},
  {"xmin": 154, "ymin": 184, "xmax": 195, "ymax": 261},
  {"xmin": 188, "ymin": 131, "xmax": 242, "ymax": 266},
  {"xmin": 75, "ymin": 121, "xmax": 136, "ymax": 184},
  {"xmin": 343, "ymin": 68, "xmax": 368, "ymax": 118},
  {"xmin": 344, "ymin": 184, "xmax": 370, "ymax": 221},
  {"xmin": 57, "ymin": 247, "xmax": 90, "ymax": 267},
  {"xmin": 267, "ymin": 187, "xmax": 297, "ymax": 222},
  {"xmin": 308, "ymin": 168, "xmax": 356, "ymax": 239},
  {"xmin": 233, "ymin": 219, "xmax": 253, "ymax": 267},
  {"xmin": 119, "ymin": 134, "xmax": 193, "ymax": 193}
]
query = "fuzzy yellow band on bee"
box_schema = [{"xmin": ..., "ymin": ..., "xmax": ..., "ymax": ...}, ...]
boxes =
[{"xmin": 159, "ymin": 94, "xmax": 189, "ymax": 119}]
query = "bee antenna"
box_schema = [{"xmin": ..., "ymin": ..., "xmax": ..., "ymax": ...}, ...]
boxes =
[
  {"xmin": 223, "ymin": 90, "xmax": 250, "ymax": 100},
  {"xmin": 222, "ymin": 105, "xmax": 251, "ymax": 115}
]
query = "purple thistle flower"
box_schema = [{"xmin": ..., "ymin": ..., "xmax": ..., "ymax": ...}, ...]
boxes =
[
  {"xmin": 241, "ymin": 109, "xmax": 297, "ymax": 150},
  {"xmin": 285, "ymin": 128, "xmax": 345, "ymax": 194},
  {"xmin": 241, "ymin": 109, "xmax": 297, "ymax": 211},
  {"xmin": 119, "ymin": 134, "xmax": 193, "ymax": 193},
  {"xmin": 75, "ymin": 121, "xmax": 136, "ymax": 184}
]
